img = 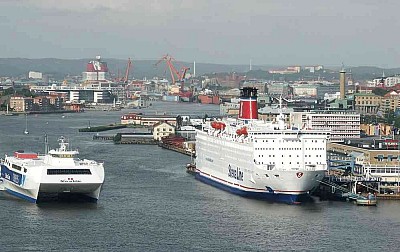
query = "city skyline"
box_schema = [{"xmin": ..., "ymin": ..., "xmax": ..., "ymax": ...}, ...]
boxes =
[{"xmin": 1, "ymin": 0, "xmax": 399, "ymax": 67}]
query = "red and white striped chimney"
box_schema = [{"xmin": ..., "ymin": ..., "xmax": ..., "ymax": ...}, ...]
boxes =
[{"xmin": 239, "ymin": 87, "xmax": 258, "ymax": 120}]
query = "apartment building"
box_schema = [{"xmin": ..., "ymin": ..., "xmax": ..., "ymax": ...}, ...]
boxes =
[
  {"xmin": 9, "ymin": 96, "xmax": 34, "ymax": 112},
  {"xmin": 354, "ymin": 93, "xmax": 381, "ymax": 114},
  {"xmin": 290, "ymin": 110, "xmax": 360, "ymax": 142}
]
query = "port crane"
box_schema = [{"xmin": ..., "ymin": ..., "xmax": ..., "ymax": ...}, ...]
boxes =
[
  {"xmin": 155, "ymin": 54, "xmax": 192, "ymax": 99},
  {"xmin": 179, "ymin": 67, "xmax": 192, "ymax": 97},
  {"xmin": 155, "ymin": 54, "xmax": 181, "ymax": 84},
  {"xmin": 155, "ymin": 54, "xmax": 189, "ymax": 84},
  {"xmin": 122, "ymin": 58, "xmax": 132, "ymax": 83}
]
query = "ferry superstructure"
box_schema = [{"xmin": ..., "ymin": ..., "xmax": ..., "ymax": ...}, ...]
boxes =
[
  {"xmin": 0, "ymin": 137, "xmax": 104, "ymax": 203},
  {"xmin": 195, "ymin": 87, "xmax": 330, "ymax": 204}
]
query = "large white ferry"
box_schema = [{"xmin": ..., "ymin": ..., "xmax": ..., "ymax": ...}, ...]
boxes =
[
  {"xmin": 0, "ymin": 136, "xmax": 104, "ymax": 203},
  {"xmin": 195, "ymin": 87, "xmax": 330, "ymax": 204}
]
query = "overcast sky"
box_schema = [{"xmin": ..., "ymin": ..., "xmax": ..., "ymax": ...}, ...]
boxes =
[{"xmin": 1, "ymin": 0, "xmax": 399, "ymax": 67}]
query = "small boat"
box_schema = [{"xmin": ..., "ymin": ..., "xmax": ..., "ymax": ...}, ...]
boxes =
[
  {"xmin": 356, "ymin": 193, "xmax": 377, "ymax": 206},
  {"xmin": 24, "ymin": 114, "xmax": 29, "ymax": 135},
  {"xmin": 186, "ymin": 163, "xmax": 197, "ymax": 175}
]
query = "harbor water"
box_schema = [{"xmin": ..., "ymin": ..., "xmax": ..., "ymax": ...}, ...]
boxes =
[{"xmin": 0, "ymin": 102, "xmax": 399, "ymax": 251}]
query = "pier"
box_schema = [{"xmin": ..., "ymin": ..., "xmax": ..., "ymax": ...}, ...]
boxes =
[
  {"xmin": 158, "ymin": 142, "xmax": 194, "ymax": 156},
  {"xmin": 118, "ymin": 138, "xmax": 158, "ymax": 144},
  {"xmin": 114, "ymin": 132, "xmax": 157, "ymax": 144},
  {"xmin": 79, "ymin": 124, "xmax": 127, "ymax": 132},
  {"xmin": 93, "ymin": 135, "xmax": 114, "ymax": 141},
  {"xmin": 317, "ymin": 175, "xmax": 379, "ymax": 206},
  {"xmin": 376, "ymin": 194, "xmax": 400, "ymax": 200}
]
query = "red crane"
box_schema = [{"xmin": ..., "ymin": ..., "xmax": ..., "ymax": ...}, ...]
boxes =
[
  {"xmin": 155, "ymin": 54, "xmax": 192, "ymax": 99},
  {"xmin": 155, "ymin": 54, "xmax": 183, "ymax": 84},
  {"xmin": 179, "ymin": 66, "xmax": 190, "ymax": 92},
  {"xmin": 123, "ymin": 58, "xmax": 132, "ymax": 83}
]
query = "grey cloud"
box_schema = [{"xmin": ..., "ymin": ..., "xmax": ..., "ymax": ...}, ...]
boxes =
[{"xmin": 0, "ymin": 0, "xmax": 399, "ymax": 67}]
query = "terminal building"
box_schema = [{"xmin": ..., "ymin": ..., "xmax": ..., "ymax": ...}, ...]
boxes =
[
  {"xmin": 120, "ymin": 113, "xmax": 177, "ymax": 126},
  {"xmin": 290, "ymin": 110, "xmax": 361, "ymax": 142},
  {"xmin": 329, "ymin": 139, "xmax": 400, "ymax": 185},
  {"xmin": 30, "ymin": 84, "xmax": 123, "ymax": 104}
]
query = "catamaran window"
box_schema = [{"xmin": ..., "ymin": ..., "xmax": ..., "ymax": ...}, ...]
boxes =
[
  {"xmin": 51, "ymin": 154, "xmax": 74, "ymax": 158},
  {"xmin": 47, "ymin": 169, "xmax": 92, "ymax": 175},
  {"xmin": 12, "ymin": 164, "xmax": 22, "ymax": 171}
]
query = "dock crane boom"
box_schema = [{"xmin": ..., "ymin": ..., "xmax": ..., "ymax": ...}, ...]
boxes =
[
  {"xmin": 155, "ymin": 54, "xmax": 182, "ymax": 84},
  {"xmin": 179, "ymin": 66, "xmax": 190, "ymax": 92},
  {"xmin": 155, "ymin": 54, "xmax": 192, "ymax": 100},
  {"xmin": 123, "ymin": 58, "xmax": 132, "ymax": 83}
]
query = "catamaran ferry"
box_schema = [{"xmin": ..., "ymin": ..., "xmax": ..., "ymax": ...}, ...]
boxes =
[
  {"xmin": 0, "ymin": 136, "xmax": 104, "ymax": 203},
  {"xmin": 195, "ymin": 87, "xmax": 330, "ymax": 204}
]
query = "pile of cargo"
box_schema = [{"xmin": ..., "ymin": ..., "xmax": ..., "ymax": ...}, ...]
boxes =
[
  {"xmin": 159, "ymin": 135, "xmax": 194, "ymax": 156},
  {"xmin": 160, "ymin": 135, "xmax": 186, "ymax": 148}
]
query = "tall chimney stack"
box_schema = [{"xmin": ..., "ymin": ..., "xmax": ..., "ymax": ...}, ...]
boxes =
[
  {"xmin": 193, "ymin": 61, "xmax": 196, "ymax": 78},
  {"xmin": 339, "ymin": 66, "xmax": 346, "ymax": 99},
  {"xmin": 239, "ymin": 87, "xmax": 258, "ymax": 120}
]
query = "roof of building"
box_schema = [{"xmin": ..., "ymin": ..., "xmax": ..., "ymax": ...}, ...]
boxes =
[
  {"xmin": 153, "ymin": 121, "xmax": 175, "ymax": 128},
  {"xmin": 383, "ymin": 91, "xmax": 400, "ymax": 97},
  {"xmin": 142, "ymin": 115, "xmax": 177, "ymax": 119},
  {"xmin": 354, "ymin": 93, "xmax": 380, "ymax": 97}
]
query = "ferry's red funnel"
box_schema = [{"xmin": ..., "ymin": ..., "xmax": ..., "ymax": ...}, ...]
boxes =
[{"xmin": 239, "ymin": 87, "xmax": 258, "ymax": 120}]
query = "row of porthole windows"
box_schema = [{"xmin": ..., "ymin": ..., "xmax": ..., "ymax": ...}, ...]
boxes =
[
  {"xmin": 258, "ymin": 154, "xmax": 323, "ymax": 158},
  {"xmin": 255, "ymin": 139, "xmax": 325, "ymax": 143},
  {"xmin": 257, "ymin": 140, "xmax": 275, "ymax": 143},
  {"xmin": 259, "ymin": 161, "xmax": 322, "ymax": 165},
  {"xmin": 255, "ymin": 147, "xmax": 325, "ymax": 151}
]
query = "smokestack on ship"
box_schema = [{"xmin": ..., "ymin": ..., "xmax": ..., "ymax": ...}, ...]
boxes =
[{"xmin": 239, "ymin": 87, "xmax": 258, "ymax": 120}]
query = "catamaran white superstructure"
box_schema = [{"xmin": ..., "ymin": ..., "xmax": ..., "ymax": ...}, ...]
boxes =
[
  {"xmin": 0, "ymin": 137, "xmax": 104, "ymax": 203},
  {"xmin": 195, "ymin": 87, "xmax": 330, "ymax": 204}
]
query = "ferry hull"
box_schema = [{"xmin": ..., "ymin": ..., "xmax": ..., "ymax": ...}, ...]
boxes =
[
  {"xmin": 5, "ymin": 188, "xmax": 38, "ymax": 203},
  {"xmin": 1, "ymin": 181, "xmax": 102, "ymax": 203},
  {"xmin": 39, "ymin": 183, "xmax": 103, "ymax": 200},
  {"xmin": 195, "ymin": 171, "xmax": 319, "ymax": 204}
]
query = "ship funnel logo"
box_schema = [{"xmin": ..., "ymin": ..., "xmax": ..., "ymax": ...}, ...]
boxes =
[{"xmin": 296, "ymin": 172, "xmax": 304, "ymax": 178}]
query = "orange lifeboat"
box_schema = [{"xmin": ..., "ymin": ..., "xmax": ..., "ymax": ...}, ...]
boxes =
[
  {"xmin": 211, "ymin": 121, "xmax": 226, "ymax": 130},
  {"xmin": 236, "ymin": 127, "xmax": 248, "ymax": 136}
]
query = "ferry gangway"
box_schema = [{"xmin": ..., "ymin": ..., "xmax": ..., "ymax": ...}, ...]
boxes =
[
  {"xmin": 318, "ymin": 179, "xmax": 351, "ymax": 194},
  {"xmin": 318, "ymin": 179, "xmax": 377, "ymax": 201}
]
